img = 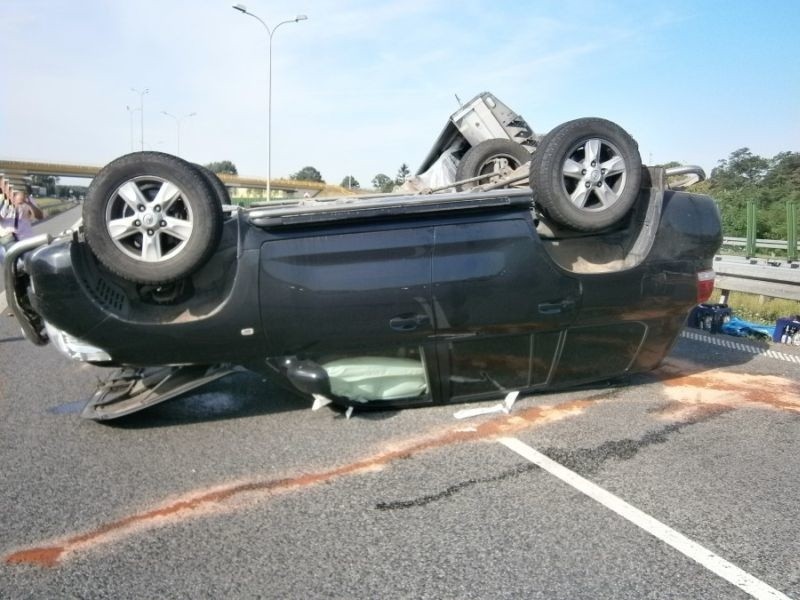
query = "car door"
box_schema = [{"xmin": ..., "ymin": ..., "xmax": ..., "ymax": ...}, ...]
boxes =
[
  {"xmin": 259, "ymin": 225, "xmax": 438, "ymax": 404},
  {"xmin": 431, "ymin": 215, "xmax": 581, "ymax": 401}
]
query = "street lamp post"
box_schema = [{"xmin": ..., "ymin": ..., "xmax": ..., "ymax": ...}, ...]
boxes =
[
  {"xmin": 131, "ymin": 87, "xmax": 149, "ymax": 151},
  {"xmin": 161, "ymin": 111, "xmax": 197, "ymax": 156},
  {"xmin": 125, "ymin": 105, "xmax": 141, "ymax": 152},
  {"xmin": 232, "ymin": 4, "xmax": 307, "ymax": 200}
]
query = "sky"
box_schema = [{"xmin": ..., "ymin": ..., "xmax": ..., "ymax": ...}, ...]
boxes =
[{"xmin": 1, "ymin": 0, "xmax": 798, "ymax": 188}]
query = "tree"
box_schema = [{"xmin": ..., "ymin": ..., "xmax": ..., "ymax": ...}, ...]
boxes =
[
  {"xmin": 204, "ymin": 160, "xmax": 238, "ymax": 175},
  {"xmin": 693, "ymin": 148, "xmax": 800, "ymax": 240},
  {"xmin": 340, "ymin": 175, "xmax": 360, "ymax": 189},
  {"xmin": 290, "ymin": 166, "xmax": 324, "ymax": 183},
  {"xmin": 708, "ymin": 148, "xmax": 768, "ymax": 189},
  {"xmin": 31, "ymin": 174, "xmax": 59, "ymax": 196},
  {"xmin": 395, "ymin": 163, "xmax": 410, "ymax": 185},
  {"xmin": 372, "ymin": 173, "xmax": 394, "ymax": 193},
  {"xmin": 763, "ymin": 151, "xmax": 800, "ymax": 190}
]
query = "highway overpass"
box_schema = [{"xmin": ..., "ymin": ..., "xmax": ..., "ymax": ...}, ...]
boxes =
[{"xmin": 0, "ymin": 159, "xmax": 354, "ymax": 198}]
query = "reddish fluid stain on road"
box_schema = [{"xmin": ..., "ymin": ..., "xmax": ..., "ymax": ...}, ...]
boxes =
[
  {"xmin": 5, "ymin": 397, "xmax": 594, "ymax": 567},
  {"xmin": 11, "ymin": 359, "xmax": 797, "ymax": 568},
  {"xmin": 658, "ymin": 358, "xmax": 800, "ymax": 413}
]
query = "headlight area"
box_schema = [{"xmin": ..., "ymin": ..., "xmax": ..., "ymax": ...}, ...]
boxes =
[{"xmin": 44, "ymin": 322, "xmax": 112, "ymax": 362}]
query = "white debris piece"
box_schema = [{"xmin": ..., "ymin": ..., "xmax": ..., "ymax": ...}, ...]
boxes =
[
  {"xmin": 503, "ymin": 391, "xmax": 519, "ymax": 412},
  {"xmin": 453, "ymin": 391, "xmax": 520, "ymax": 420},
  {"xmin": 311, "ymin": 394, "xmax": 333, "ymax": 411}
]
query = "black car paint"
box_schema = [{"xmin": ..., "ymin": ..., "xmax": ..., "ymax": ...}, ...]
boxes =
[{"xmin": 23, "ymin": 187, "xmax": 721, "ymax": 408}]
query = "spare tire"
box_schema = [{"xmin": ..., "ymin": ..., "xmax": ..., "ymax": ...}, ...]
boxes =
[
  {"xmin": 530, "ymin": 118, "xmax": 642, "ymax": 232},
  {"xmin": 455, "ymin": 138, "xmax": 532, "ymax": 191},
  {"xmin": 83, "ymin": 152, "xmax": 224, "ymax": 284}
]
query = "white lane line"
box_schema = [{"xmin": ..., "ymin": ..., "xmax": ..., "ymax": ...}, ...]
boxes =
[
  {"xmin": 0, "ymin": 292, "xmax": 7, "ymax": 315},
  {"xmin": 680, "ymin": 330, "xmax": 800, "ymax": 366},
  {"xmin": 497, "ymin": 437, "xmax": 792, "ymax": 600}
]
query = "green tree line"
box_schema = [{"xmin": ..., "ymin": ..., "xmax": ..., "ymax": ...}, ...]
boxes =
[{"xmin": 692, "ymin": 148, "xmax": 800, "ymax": 239}]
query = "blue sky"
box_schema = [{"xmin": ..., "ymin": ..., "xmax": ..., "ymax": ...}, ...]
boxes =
[{"xmin": 1, "ymin": 0, "xmax": 798, "ymax": 188}]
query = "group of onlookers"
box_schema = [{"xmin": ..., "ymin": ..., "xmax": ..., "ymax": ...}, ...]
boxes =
[{"xmin": 0, "ymin": 175, "xmax": 44, "ymax": 259}]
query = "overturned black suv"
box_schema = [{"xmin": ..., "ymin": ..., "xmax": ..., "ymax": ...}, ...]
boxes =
[{"xmin": 5, "ymin": 103, "xmax": 722, "ymax": 420}]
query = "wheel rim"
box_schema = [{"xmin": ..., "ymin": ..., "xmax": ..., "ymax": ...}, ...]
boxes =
[
  {"xmin": 104, "ymin": 176, "xmax": 195, "ymax": 263},
  {"xmin": 560, "ymin": 138, "xmax": 628, "ymax": 212},
  {"xmin": 476, "ymin": 153, "xmax": 524, "ymax": 184}
]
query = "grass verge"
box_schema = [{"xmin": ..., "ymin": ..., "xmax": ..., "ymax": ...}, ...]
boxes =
[{"xmin": 711, "ymin": 289, "xmax": 799, "ymax": 324}]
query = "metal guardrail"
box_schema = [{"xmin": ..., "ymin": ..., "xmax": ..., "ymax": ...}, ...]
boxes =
[
  {"xmin": 722, "ymin": 237, "xmax": 792, "ymax": 250},
  {"xmin": 722, "ymin": 197, "xmax": 798, "ymax": 260},
  {"xmin": 714, "ymin": 254, "xmax": 800, "ymax": 301}
]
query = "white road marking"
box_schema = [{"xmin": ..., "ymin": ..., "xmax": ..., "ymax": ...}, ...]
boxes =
[
  {"xmin": 681, "ymin": 330, "xmax": 800, "ymax": 365},
  {"xmin": 497, "ymin": 437, "xmax": 792, "ymax": 600},
  {"xmin": 0, "ymin": 293, "xmax": 7, "ymax": 315}
]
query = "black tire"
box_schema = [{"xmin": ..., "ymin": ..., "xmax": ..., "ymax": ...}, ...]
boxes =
[
  {"xmin": 455, "ymin": 138, "xmax": 532, "ymax": 191},
  {"xmin": 193, "ymin": 163, "xmax": 231, "ymax": 206},
  {"xmin": 83, "ymin": 152, "xmax": 224, "ymax": 284},
  {"xmin": 530, "ymin": 117, "xmax": 642, "ymax": 232}
]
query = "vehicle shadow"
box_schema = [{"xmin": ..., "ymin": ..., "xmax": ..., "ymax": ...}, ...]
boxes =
[
  {"xmin": 96, "ymin": 370, "xmax": 401, "ymax": 429},
  {"xmin": 67, "ymin": 330, "xmax": 765, "ymax": 428},
  {"xmin": 89, "ymin": 371, "xmax": 303, "ymax": 429}
]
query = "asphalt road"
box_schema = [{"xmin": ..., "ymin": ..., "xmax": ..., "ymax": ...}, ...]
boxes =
[{"xmin": 1, "ymin": 209, "xmax": 798, "ymax": 599}]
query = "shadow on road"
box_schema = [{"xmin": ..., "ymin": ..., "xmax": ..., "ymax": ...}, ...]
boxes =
[
  {"xmin": 0, "ymin": 335, "xmax": 25, "ymax": 344},
  {"xmin": 87, "ymin": 370, "xmax": 401, "ymax": 429},
  {"xmin": 46, "ymin": 329, "xmax": 768, "ymax": 428},
  {"xmin": 51, "ymin": 371, "xmax": 306, "ymax": 429}
]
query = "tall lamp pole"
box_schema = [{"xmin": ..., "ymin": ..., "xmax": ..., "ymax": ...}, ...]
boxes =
[
  {"xmin": 131, "ymin": 87, "xmax": 149, "ymax": 151},
  {"xmin": 161, "ymin": 111, "xmax": 197, "ymax": 156},
  {"xmin": 232, "ymin": 4, "xmax": 307, "ymax": 200},
  {"xmin": 125, "ymin": 105, "xmax": 141, "ymax": 152}
]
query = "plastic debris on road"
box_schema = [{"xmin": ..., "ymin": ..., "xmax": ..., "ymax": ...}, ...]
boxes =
[
  {"xmin": 721, "ymin": 316, "xmax": 775, "ymax": 339},
  {"xmin": 453, "ymin": 391, "xmax": 519, "ymax": 420}
]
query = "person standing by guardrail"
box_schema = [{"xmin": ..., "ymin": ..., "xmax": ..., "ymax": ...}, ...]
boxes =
[{"xmin": 1, "ymin": 185, "xmax": 44, "ymax": 261}]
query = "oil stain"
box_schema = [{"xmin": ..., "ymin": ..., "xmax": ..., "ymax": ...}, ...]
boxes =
[
  {"xmin": 541, "ymin": 404, "xmax": 733, "ymax": 477},
  {"xmin": 5, "ymin": 396, "xmax": 597, "ymax": 568},
  {"xmin": 376, "ymin": 463, "xmax": 537, "ymax": 511},
  {"xmin": 376, "ymin": 404, "xmax": 733, "ymax": 510}
]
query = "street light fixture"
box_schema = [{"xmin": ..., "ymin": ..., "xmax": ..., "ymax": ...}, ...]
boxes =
[
  {"xmin": 125, "ymin": 105, "xmax": 141, "ymax": 152},
  {"xmin": 232, "ymin": 4, "xmax": 307, "ymax": 200},
  {"xmin": 131, "ymin": 87, "xmax": 149, "ymax": 151},
  {"xmin": 161, "ymin": 111, "xmax": 197, "ymax": 156}
]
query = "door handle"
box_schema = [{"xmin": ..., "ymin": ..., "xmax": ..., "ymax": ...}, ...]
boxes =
[
  {"xmin": 390, "ymin": 313, "xmax": 430, "ymax": 332},
  {"xmin": 538, "ymin": 299, "xmax": 576, "ymax": 315}
]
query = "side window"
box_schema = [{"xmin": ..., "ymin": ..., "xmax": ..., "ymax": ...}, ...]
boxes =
[
  {"xmin": 445, "ymin": 331, "xmax": 560, "ymax": 400},
  {"xmin": 550, "ymin": 322, "xmax": 647, "ymax": 385}
]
